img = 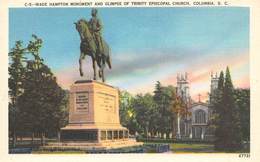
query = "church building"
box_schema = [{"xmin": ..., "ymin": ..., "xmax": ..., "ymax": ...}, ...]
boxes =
[{"xmin": 175, "ymin": 72, "xmax": 218, "ymax": 140}]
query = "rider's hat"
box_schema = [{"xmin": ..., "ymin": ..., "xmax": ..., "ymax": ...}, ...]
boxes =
[{"xmin": 91, "ymin": 8, "xmax": 98, "ymax": 16}]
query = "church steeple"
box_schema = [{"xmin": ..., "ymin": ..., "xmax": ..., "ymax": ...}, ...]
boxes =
[
  {"xmin": 210, "ymin": 71, "xmax": 219, "ymax": 103},
  {"xmin": 198, "ymin": 94, "xmax": 201, "ymax": 102},
  {"xmin": 177, "ymin": 72, "xmax": 190, "ymax": 103}
]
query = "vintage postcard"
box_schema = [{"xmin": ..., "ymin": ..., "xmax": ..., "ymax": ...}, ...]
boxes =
[{"xmin": 0, "ymin": 0, "xmax": 260, "ymax": 162}]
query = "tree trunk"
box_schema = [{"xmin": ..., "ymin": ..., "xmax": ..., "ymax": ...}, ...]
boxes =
[
  {"xmin": 177, "ymin": 113, "xmax": 181, "ymax": 138},
  {"xmin": 166, "ymin": 132, "xmax": 170, "ymax": 139},
  {"xmin": 151, "ymin": 130, "xmax": 154, "ymax": 138},
  {"xmin": 172, "ymin": 123, "xmax": 176, "ymax": 139},
  {"xmin": 57, "ymin": 131, "xmax": 61, "ymax": 142},
  {"xmin": 12, "ymin": 99, "xmax": 17, "ymax": 148},
  {"xmin": 145, "ymin": 127, "xmax": 148, "ymax": 139},
  {"xmin": 31, "ymin": 132, "xmax": 34, "ymax": 146},
  {"xmin": 12, "ymin": 132, "xmax": 16, "ymax": 148},
  {"xmin": 41, "ymin": 132, "xmax": 45, "ymax": 146}
]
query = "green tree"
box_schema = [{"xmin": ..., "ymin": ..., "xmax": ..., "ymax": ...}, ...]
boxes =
[
  {"xmin": 18, "ymin": 62, "xmax": 68, "ymax": 142},
  {"xmin": 212, "ymin": 71, "xmax": 225, "ymax": 150},
  {"xmin": 153, "ymin": 81, "xmax": 175, "ymax": 138},
  {"xmin": 170, "ymin": 88, "xmax": 185, "ymax": 138},
  {"xmin": 223, "ymin": 67, "xmax": 242, "ymax": 150},
  {"xmin": 214, "ymin": 67, "xmax": 243, "ymax": 151},
  {"xmin": 147, "ymin": 99, "xmax": 160, "ymax": 138},
  {"xmin": 153, "ymin": 81, "xmax": 164, "ymax": 137},
  {"xmin": 133, "ymin": 93, "xmax": 155, "ymax": 137},
  {"xmin": 161, "ymin": 86, "xmax": 176, "ymax": 138},
  {"xmin": 8, "ymin": 41, "xmax": 27, "ymax": 147},
  {"xmin": 119, "ymin": 90, "xmax": 139, "ymax": 134},
  {"xmin": 234, "ymin": 89, "xmax": 250, "ymax": 142},
  {"xmin": 9, "ymin": 35, "xmax": 68, "ymax": 145}
]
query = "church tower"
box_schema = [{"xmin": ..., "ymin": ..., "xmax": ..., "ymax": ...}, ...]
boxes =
[
  {"xmin": 176, "ymin": 72, "xmax": 190, "ymax": 139},
  {"xmin": 210, "ymin": 72, "xmax": 219, "ymax": 103},
  {"xmin": 177, "ymin": 72, "xmax": 190, "ymax": 103}
]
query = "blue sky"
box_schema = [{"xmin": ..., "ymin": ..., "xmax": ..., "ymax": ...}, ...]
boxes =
[{"xmin": 9, "ymin": 7, "xmax": 249, "ymax": 100}]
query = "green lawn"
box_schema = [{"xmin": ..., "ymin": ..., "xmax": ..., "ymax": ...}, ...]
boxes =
[
  {"xmin": 32, "ymin": 150, "xmax": 86, "ymax": 154},
  {"xmin": 170, "ymin": 143, "xmax": 216, "ymax": 153},
  {"xmin": 10, "ymin": 140, "xmax": 248, "ymax": 153}
]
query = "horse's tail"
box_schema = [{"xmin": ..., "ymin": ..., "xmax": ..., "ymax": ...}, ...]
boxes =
[
  {"xmin": 107, "ymin": 48, "xmax": 112, "ymax": 69},
  {"xmin": 102, "ymin": 40, "xmax": 112, "ymax": 69}
]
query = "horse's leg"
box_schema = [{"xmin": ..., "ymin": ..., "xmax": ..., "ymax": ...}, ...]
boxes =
[
  {"xmin": 106, "ymin": 55, "xmax": 112, "ymax": 69},
  {"xmin": 98, "ymin": 68, "xmax": 102, "ymax": 78},
  {"xmin": 92, "ymin": 56, "xmax": 97, "ymax": 80},
  {"xmin": 102, "ymin": 69, "xmax": 105, "ymax": 82},
  {"xmin": 101, "ymin": 58, "xmax": 106, "ymax": 82},
  {"xmin": 96, "ymin": 56, "xmax": 102, "ymax": 78},
  {"xmin": 79, "ymin": 53, "xmax": 84, "ymax": 76}
]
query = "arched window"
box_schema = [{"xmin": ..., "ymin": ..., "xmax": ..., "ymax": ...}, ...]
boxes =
[{"xmin": 195, "ymin": 110, "xmax": 206, "ymax": 124}]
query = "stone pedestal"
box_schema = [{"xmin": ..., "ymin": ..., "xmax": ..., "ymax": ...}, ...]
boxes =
[{"xmin": 49, "ymin": 80, "xmax": 142, "ymax": 149}]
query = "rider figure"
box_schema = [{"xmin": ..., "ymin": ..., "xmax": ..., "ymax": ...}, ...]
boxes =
[{"xmin": 89, "ymin": 8, "xmax": 104, "ymax": 55}]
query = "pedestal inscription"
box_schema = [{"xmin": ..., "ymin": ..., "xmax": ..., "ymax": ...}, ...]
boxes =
[
  {"xmin": 75, "ymin": 92, "xmax": 89, "ymax": 110},
  {"xmin": 97, "ymin": 92, "xmax": 116, "ymax": 113}
]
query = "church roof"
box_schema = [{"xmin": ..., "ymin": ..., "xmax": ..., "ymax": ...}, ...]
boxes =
[{"xmin": 189, "ymin": 101, "xmax": 208, "ymax": 108}]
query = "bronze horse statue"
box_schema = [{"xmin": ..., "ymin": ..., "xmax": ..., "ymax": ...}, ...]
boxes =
[{"xmin": 74, "ymin": 19, "xmax": 112, "ymax": 82}]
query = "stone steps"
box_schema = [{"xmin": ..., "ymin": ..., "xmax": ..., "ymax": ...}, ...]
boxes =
[{"xmin": 42, "ymin": 139, "xmax": 143, "ymax": 150}]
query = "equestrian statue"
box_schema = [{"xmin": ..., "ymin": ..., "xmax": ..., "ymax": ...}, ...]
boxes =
[{"xmin": 74, "ymin": 8, "xmax": 112, "ymax": 82}]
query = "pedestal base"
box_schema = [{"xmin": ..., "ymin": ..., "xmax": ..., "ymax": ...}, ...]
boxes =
[
  {"xmin": 43, "ymin": 139, "xmax": 143, "ymax": 150},
  {"xmin": 60, "ymin": 123, "xmax": 129, "ymax": 142},
  {"xmin": 52, "ymin": 80, "xmax": 143, "ymax": 150}
]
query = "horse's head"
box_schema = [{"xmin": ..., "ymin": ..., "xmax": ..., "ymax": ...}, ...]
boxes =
[{"xmin": 74, "ymin": 19, "xmax": 90, "ymax": 40}]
